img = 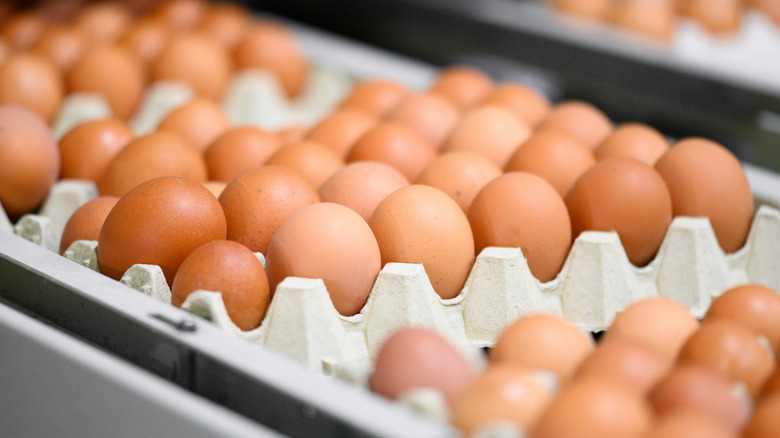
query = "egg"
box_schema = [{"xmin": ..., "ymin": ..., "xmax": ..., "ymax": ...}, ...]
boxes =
[
  {"xmin": 575, "ymin": 338, "xmax": 670, "ymax": 394},
  {"xmin": 451, "ymin": 364, "xmax": 552, "ymax": 434},
  {"xmin": 263, "ymin": 141, "xmax": 343, "ymax": 190},
  {"xmin": 98, "ymin": 130, "xmax": 207, "ymax": 197},
  {"xmin": 276, "ymin": 125, "xmax": 307, "ymax": 146},
  {"xmin": 370, "ymin": 327, "xmax": 475, "ymax": 405},
  {"xmin": 318, "ymin": 161, "xmax": 409, "ymax": 222},
  {"xmin": 346, "ymin": 121, "xmax": 437, "ymax": 182},
  {"xmin": 265, "ymin": 202, "xmax": 381, "ymax": 315},
  {"xmin": 59, "ymin": 196, "xmax": 119, "ymax": 255},
  {"xmin": 706, "ymin": 284, "xmax": 780, "ymax": 350},
  {"xmin": 97, "ymin": 177, "xmax": 226, "ymax": 284},
  {"xmin": 120, "ymin": 18, "xmax": 171, "ymax": 66},
  {"xmin": 443, "ymin": 105, "xmax": 532, "ymax": 168},
  {"xmin": 0, "ymin": 38, "xmax": 8, "ymax": 66},
  {"xmin": 605, "ymin": 297, "xmax": 699, "ymax": 362},
  {"xmin": 172, "ymin": 239, "xmax": 270, "ymax": 331},
  {"xmin": 59, "ymin": 118, "xmax": 134, "ymax": 183},
  {"xmin": 415, "ymin": 151, "xmax": 502, "ymax": 213},
  {"xmin": 679, "ymin": 0, "xmax": 741, "ymax": 34},
  {"xmin": 469, "ymin": 172, "xmax": 572, "ymax": 282},
  {"xmin": 304, "ymin": 109, "xmax": 377, "ymax": 158},
  {"xmin": 202, "ymin": 181, "xmax": 226, "ymax": 198},
  {"xmin": 0, "ymin": 53, "xmax": 64, "ymax": 122},
  {"xmin": 743, "ymin": 396, "xmax": 780, "ymax": 438},
  {"xmin": 31, "ymin": 25, "xmax": 87, "ymax": 72},
  {"xmin": 595, "ymin": 122, "xmax": 670, "ymax": 166},
  {"xmin": 644, "ymin": 410, "xmax": 737, "ymax": 438},
  {"xmin": 158, "ymin": 97, "xmax": 231, "ymax": 153},
  {"xmin": 369, "ymin": 185, "xmax": 474, "ymax": 299},
  {"xmin": 152, "ymin": 31, "xmax": 232, "ymax": 99},
  {"xmin": 654, "ymin": 138, "xmax": 753, "ymax": 253},
  {"xmin": 481, "ymin": 82, "xmax": 551, "ymax": 129},
  {"xmin": 538, "ymin": 100, "xmax": 613, "ymax": 149},
  {"xmin": 387, "ymin": 93, "xmax": 460, "ymax": 148},
  {"xmin": 613, "ymin": 0, "xmax": 675, "ymax": 41},
  {"xmin": 204, "ymin": 126, "xmax": 281, "ymax": 183},
  {"xmin": 198, "ymin": 3, "xmax": 250, "ymax": 49},
  {"xmin": 0, "ymin": 105, "xmax": 59, "ymax": 219},
  {"xmin": 152, "ymin": 0, "xmax": 205, "ymax": 29},
  {"xmin": 756, "ymin": 0, "xmax": 780, "ymax": 25},
  {"xmin": 67, "ymin": 45, "xmax": 145, "ymax": 120},
  {"xmin": 761, "ymin": 366, "xmax": 780, "ymax": 400},
  {"xmin": 338, "ymin": 79, "xmax": 409, "ymax": 117},
  {"xmin": 505, "ymin": 129, "xmax": 595, "ymax": 198},
  {"xmin": 552, "ymin": 0, "xmax": 613, "ymax": 21},
  {"xmin": 429, "ymin": 66, "xmax": 494, "ymax": 110},
  {"xmin": 219, "ymin": 165, "xmax": 319, "ymax": 254},
  {"xmin": 74, "ymin": 1, "xmax": 131, "ymax": 43},
  {"xmin": 1, "ymin": 11, "xmax": 46, "ymax": 50}
]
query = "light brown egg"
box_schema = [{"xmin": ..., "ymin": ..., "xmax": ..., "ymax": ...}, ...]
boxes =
[
  {"xmin": 532, "ymin": 377, "xmax": 653, "ymax": 438},
  {"xmin": 415, "ymin": 151, "xmax": 502, "ymax": 213},
  {"xmin": 761, "ymin": 366, "xmax": 780, "ymax": 400},
  {"xmin": 387, "ymin": 92, "xmax": 460, "ymax": 148},
  {"xmin": 219, "ymin": 166, "xmax": 319, "ymax": 254},
  {"xmin": 120, "ymin": 18, "xmax": 171, "ymax": 66},
  {"xmin": 743, "ymin": 396, "xmax": 780, "ymax": 438},
  {"xmin": 369, "ymin": 185, "xmax": 474, "ymax": 300},
  {"xmin": 679, "ymin": 0, "xmax": 741, "ymax": 34},
  {"xmin": 318, "ymin": 161, "xmax": 409, "ymax": 222},
  {"xmin": 97, "ymin": 177, "xmax": 226, "ymax": 284},
  {"xmin": 198, "ymin": 3, "xmax": 250, "ymax": 49},
  {"xmin": 429, "ymin": 66, "xmax": 494, "ymax": 110},
  {"xmin": 552, "ymin": 0, "xmax": 613, "ymax": 21},
  {"xmin": 67, "ymin": 45, "xmax": 145, "ymax": 120},
  {"xmin": 202, "ymin": 181, "xmax": 226, "ymax": 198},
  {"xmin": 31, "ymin": 25, "xmax": 87, "ymax": 72},
  {"xmin": 37, "ymin": 0, "xmax": 83, "ymax": 21},
  {"xmin": 338, "ymin": 79, "xmax": 409, "ymax": 118},
  {"xmin": 613, "ymin": 0, "xmax": 675, "ymax": 41},
  {"xmin": 575, "ymin": 338, "xmax": 670, "ymax": 394},
  {"xmin": 655, "ymin": 138, "xmax": 753, "ymax": 253},
  {"xmin": 234, "ymin": 21, "xmax": 309, "ymax": 98},
  {"xmin": 0, "ymin": 37, "xmax": 8, "ymax": 66},
  {"xmin": 538, "ymin": 100, "xmax": 612, "ymax": 149},
  {"xmin": 481, "ymin": 82, "xmax": 551, "ymax": 128},
  {"xmin": 152, "ymin": 31, "xmax": 232, "ymax": 99},
  {"xmin": 172, "ymin": 239, "xmax": 270, "ymax": 331},
  {"xmin": 74, "ymin": 2, "xmax": 131, "ymax": 43},
  {"xmin": 706, "ymin": 284, "xmax": 780, "ymax": 350},
  {"xmin": 756, "ymin": 0, "xmax": 780, "ymax": 25},
  {"xmin": 443, "ymin": 105, "xmax": 532, "ymax": 168},
  {"xmin": 59, "ymin": 118, "xmax": 134, "ymax": 183},
  {"xmin": 98, "ymin": 130, "xmax": 207, "ymax": 197},
  {"xmin": 605, "ymin": 298, "xmax": 699, "ymax": 362},
  {"xmin": 595, "ymin": 123, "xmax": 669, "ymax": 166},
  {"xmin": 276, "ymin": 125, "xmax": 307, "ymax": 146},
  {"xmin": 469, "ymin": 172, "xmax": 572, "ymax": 282},
  {"xmin": 59, "ymin": 196, "xmax": 118, "ymax": 255},
  {"xmin": 644, "ymin": 410, "xmax": 737, "ymax": 438},
  {"xmin": 152, "ymin": 0, "xmax": 205, "ymax": 29},
  {"xmin": 491, "ymin": 313, "xmax": 594, "ymax": 382},
  {"xmin": 346, "ymin": 121, "xmax": 438, "ymax": 182},
  {"xmin": 0, "ymin": 53, "xmax": 63, "ymax": 122},
  {"xmin": 304, "ymin": 108, "xmax": 377, "ymax": 158},
  {"xmin": 371, "ymin": 327, "xmax": 475, "ymax": 405},
  {"xmin": 505, "ymin": 129, "xmax": 595, "ymax": 198},
  {"xmin": 451, "ymin": 364, "xmax": 552, "ymax": 434},
  {"xmin": 204, "ymin": 126, "xmax": 281, "ymax": 182},
  {"xmin": 1, "ymin": 11, "xmax": 46, "ymax": 50},
  {"xmin": 265, "ymin": 202, "xmax": 381, "ymax": 315},
  {"xmin": 158, "ymin": 97, "xmax": 230, "ymax": 153},
  {"xmin": 649, "ymin": 365, "xmax": 750, "ymax": 432},
  {"xmin": 0, "ymin": 105, "xmax": 59, "ymax": 219},
  {"xmin": 266, "ymin": 141, "xmax": 344, "ymax": 190}
]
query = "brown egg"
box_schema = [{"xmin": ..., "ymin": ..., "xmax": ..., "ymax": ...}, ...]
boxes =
[
  {"xmin": 469, "ymin": 172, "xmax": 572, "ymax": 282},
  {"xmin": 369, "ymin": 185, "xmax": 474, "ymax": 299},
  {"xmin": 679, "ymin": 0, "xmax": 741, "ymax": 34},
  {"xmin": 204, "ymin": 126, "xmax": 281, "ymax": 183},
  {"xmin": 31, "ymin": 25, "xmax": 87, "ymax": 72},
  {"xmin": 443, "ymin": 105, "xmax": 532, "ymax": 168},
  {"xmin": 371, "ymin": 327, "xmax": 475, "ymax": 405},
  {"xmin": 318, "ymin": 161, "xmax": 409, "ymax": 222},
  {"xmin": 202, "ymin": 181, "xmax": 226, "ymax": 198},
  {"xmin": 595, "ymin": 123, "xmax": 670, "ymax": 166},
  {"xmin": 59, "ymin": 196, "xmax": 118, "ymax": 255},
  {"xmin": 0, "ymin": 105, "xmax": 59, "ymax": 219},
  {"xmin": 37, "ymin": 0, "xmax": 83, "ymax": 21},
  {"xmin": 706, "ymin": 284, "xmax": 780, "ymax": 350},
  {"xmin": 649, "ymin": 365, "xmax": 750, "ymax": 432},
  {"xmin": 98, "ymin": 130, "xmax": 207, "ymax": 197},
  {"xmin": 265, "ymin": 202, "xmax": 381, "ymax": 315},
  {"xmin": 74, "ymin": 2, "xmax": 131, "ymax": 43},
  {"xmin": 0, "ymin": 53, "xmax": 63, "ymax": 122},
  {"xmin": 760, "ymin": 366, "xmax": 780, "ymax": 401},
  {"xmin": 538, "ymin": 100, "xmax": 612, "ymax": 149},
  {"xmin": 644, "ymin": 410, "xmax": 737, "ymax": 438},
  {"xmin": 276, "ymin": 125, "xmax": 307, "ymax": 146},
  {"xmin": 120, "ymin": 18, "xmax": 171, "ymax": 66},
  {"xmin": 677, "ymin": 320, "xmax": 774, "ymax": 398},
  {"xmin": 152, "ymin": 31, "xmax": 232, "ymax": 99},
  {"xmin": 605, "ymin": 297, "xmax": 699, "ymax": 362},
  {"xmin": 219, "ymin": 166, "xmax": 319, "ymax": 254},
  {"xmin": 552, "ymin": 0, "xmax": 613, "ymax": 21},
  {"xmin": 158, "ymin": 97, "xmax": 231, "ymax": 153},
  {"xmin": 0, "ymin": 37, "xmax": 8, "ymax": 66},
  {"xmin": 756, "ymin": 0, "xmax": 780, "ymax": 25},
  {"xmin": 565, "ymin": 158, "xmax": 672, "ymax": 266},
  {"xmin": 655, "ymin": 138, "xmax": 753, "ymax": 253},
  {"xmin": 387, "ymin": 93, "xmax": 460, "ymax": 148},
  {"xmin": 97, "ymin": 177, "xmax": 226, "ymax": 284},
  {"xmin": 59, "ymin": 118, "xmax": 134, "ymax": 183},
  {"xmin": 505, "ymin": 129, "xmax": 595, "ymax": 198},
  {"xmin": 575, "ymin": 338, "xmax": 670, "ymax": 394},
  {"xmin": 491, "ymin": 313, "xmax": 594, "ymax": 382},
  {"xmin": 743, "ymin": 396, "xmax": 780, "ymax": 438},
  {"xmin": 172, "ymin": 239, "xmax": 270, "ymax": 331},
  {"xmin": 67, "ymin": 45, "xmax": 145, "ymax": 120},
  {"xmin": 532, "ymin": 377, "xmax": 653, "ymax": 438},
  {"xmin": 198, "ymin": 3, "xmax": 250, "ymax": 49},
  {"xmin": 266, "ymin": 141, "xmax": 344, "ymax": 190},
  {"xmin": 304, "ymin": 109, "xmax": 377, "ymax": 158},
  {"xmin": 451, "ymin": 364, "xmax": 552, "ymax": 434},
  {"xmin": 346, "ymin": 121, "xmax": 438, "ymax": 182},
  {"xmin": 2, "ymin": 11, "xmax": 46, "ymax": 50},
  {"xmin": 153, "ymin": 0, "xmax": 205, "ymax": 29},
  {"xmin": 338, "ymin": 79, "xmax": 409, "ymax": 118},
  {"xmin": 613, "ymin": 0, "xmax": 675, "ymax": 41},
  {"xmin": 415, "ymin": 151, "xmax": 502, "ymax": 213},
  {"xmin": 429, "ymin": 66, "xmax": 494, "ymax": 110},
  {"xmin": 234, "ymin": 21, "xmax": 309, "ymax": 98},
  {"xmin": 481, "ymin": 82, "xmax": 551, "ymax": 129}
]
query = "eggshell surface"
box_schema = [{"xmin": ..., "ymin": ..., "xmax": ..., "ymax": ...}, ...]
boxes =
[
  {"xmin": 60, "ymin": 196, "xmax": 119, "ymax": 255},
  {"xmin": 59, "ymin": 119, "xmax": 134, "ymax": 183}
]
